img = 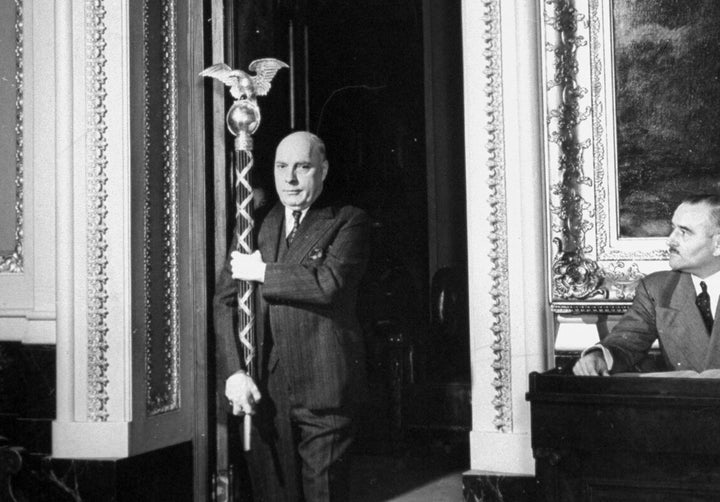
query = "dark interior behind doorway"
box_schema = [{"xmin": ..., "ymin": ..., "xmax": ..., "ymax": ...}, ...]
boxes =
[{"xmin": 211, "ymin": 0, "xmax": 469, "ymax": 498}]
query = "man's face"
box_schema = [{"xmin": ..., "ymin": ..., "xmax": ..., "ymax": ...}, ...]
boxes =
[
  {"xmin": 274, "ymin": 134, "xmax": 328, "ymax": 210},
  {"xmin": 667, "ymin": 202, "xmax": 720, "ymax": 278}
]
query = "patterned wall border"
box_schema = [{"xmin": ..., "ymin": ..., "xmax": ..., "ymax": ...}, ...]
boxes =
[
  {"xmin": 85, "ymin": 0, "xmax": 110, "ymax": 422},
  {"xmin": 144, "ymin": 0, "xmax": 180, "ymax": 416},
  {"xmin": 0, "ymin": 0, "xmax": 24, "ymax": 274},
  {"xmin": 483, "ymin": 0, "xmax": 512, "ymax": 433}
]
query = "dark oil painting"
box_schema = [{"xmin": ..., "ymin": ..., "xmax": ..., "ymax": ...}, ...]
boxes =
[{"xmin": 614, "ymin": 0, "xmax": 720, "ymax": 237}]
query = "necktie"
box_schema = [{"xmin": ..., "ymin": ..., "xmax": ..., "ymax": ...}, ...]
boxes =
[
  {"xmin": 287, "ymin": 210, "xmax": 302, "ymax": 246},
  {"xmin": 696, "ymin": 281, "xmax": 714, "ymax": 335}
]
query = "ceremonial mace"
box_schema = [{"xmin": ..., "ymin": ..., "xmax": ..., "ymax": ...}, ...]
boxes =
[{"xmin": 201, "ymin": 59, "xmax": 288, "ymax": 450}]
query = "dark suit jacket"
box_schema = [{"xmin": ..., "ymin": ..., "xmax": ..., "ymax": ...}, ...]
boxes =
[
  {"xmin": 602, "ymin": 270, "xmax": 720, "ymax": 373},
  {"xmin": 214, "ymin": 202, "xmax": 371, "ymax": 409}
]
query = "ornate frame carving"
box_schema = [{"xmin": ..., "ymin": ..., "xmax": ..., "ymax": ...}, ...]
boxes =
[
  {"xmin": 541, "ymin": 0, "xmax": 669, "ymax": 313},
  {"xmin": 0, "ymin": 0, "xmax": 24, "ymax": 274},
  {"xmin": 143, "ymin": 0, "xmax": 180, "ymax": 417}
]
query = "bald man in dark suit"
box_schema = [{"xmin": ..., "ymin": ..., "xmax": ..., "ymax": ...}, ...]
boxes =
[
  {"xmin": 214, "ymin": 131, "xmax": 371, "ymax": 501},
  {"xmin": 574, "ymin": 193, "xmax": 720, "ymax": 376}
]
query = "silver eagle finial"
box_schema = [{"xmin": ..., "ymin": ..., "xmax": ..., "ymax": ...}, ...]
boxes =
[{"xmin": 200, "ymin": 58, "xmax": 289, "ymax": 101}]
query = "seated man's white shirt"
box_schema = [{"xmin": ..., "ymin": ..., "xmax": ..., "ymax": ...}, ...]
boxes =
[
  {"xmin": 580, "ymin": 344, "xmax": 615, "ymax": 371},
  {"xmin": 583, "ymin": 270, "xmax": 720, "ymax": 372}
]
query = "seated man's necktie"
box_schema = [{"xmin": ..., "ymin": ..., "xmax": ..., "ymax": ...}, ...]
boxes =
[
  {"xmin": 696, "ymin": 281, "xmax": 714, "ymax": 335},
  {"xmin": 287, "ymin": 210, "xmax": 302, "ymax": 246}
]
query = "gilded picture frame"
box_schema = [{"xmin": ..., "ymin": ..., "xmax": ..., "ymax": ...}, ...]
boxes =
[{"xmin": 541, "ymin": 0, "xmax": 720, "ymax": 313}]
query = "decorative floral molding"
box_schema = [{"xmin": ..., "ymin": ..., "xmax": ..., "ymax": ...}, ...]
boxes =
[
  {"xmin": 483, "ymin": 0, "xmax": 512, "ymax": 433},
  {"xmin": 85, "ymin": 0, "xmax": 110, "ymax": 422},
  {"xmin": 0, "ymin": 0, "xmax": 24, "ymax": 274}
]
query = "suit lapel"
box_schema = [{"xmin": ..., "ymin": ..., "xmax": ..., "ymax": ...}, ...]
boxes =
[
  {"xmin": 665, "ymin": 273, "xmax": 710, "ymax": 370},
  {"xmin": 284, "ymin": 205, "xmax": 335, "ymax": 263},
  {"xmin": 258, "ymin": 203, "xmax": 284, "ymax": 263},
  {"xmin": 255, "ymin": 204, "xmax": 282, "ymax": 377},
  {"xmin": 706, "ymin": 287, "xmax": 720, "ymax": 368}
]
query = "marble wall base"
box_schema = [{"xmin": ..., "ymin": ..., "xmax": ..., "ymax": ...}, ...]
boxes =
[
  {"xmin": 463, "ymin": 471, "xmax": 539, "ymax": 502},
  {"xmin": 0, "ymin": 342, "xmax": 55, "ymax": 453},
  {"xmin": 7, "ymin": 441, "xmax": 193, "ymax": 502},
  {"xmin": 0, "ymin": 343, "xmax": 55, "ymax": 417}
]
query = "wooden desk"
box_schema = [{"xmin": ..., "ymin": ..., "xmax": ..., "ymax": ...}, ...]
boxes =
[{"xmin": 527, "ymin": 371, "xmax": 720, "ymax": 501}]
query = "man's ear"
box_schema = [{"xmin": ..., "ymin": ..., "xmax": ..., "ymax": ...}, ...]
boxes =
[
  {"xmin": 713, "ymin": 233, "xmax": 720, "ymax": 257},
  {"xmin": 321, "ymin": 160, "xmax": 329, "ymax": 181}
]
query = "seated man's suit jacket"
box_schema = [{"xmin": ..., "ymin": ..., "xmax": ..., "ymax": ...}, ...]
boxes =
[
  {"xmin": 214, "ymin": 201, "xmax": 371, "ymax": 410},
  {"xmin": 602, "ymin": 270, "xmax": 720, "ymax": 373}
]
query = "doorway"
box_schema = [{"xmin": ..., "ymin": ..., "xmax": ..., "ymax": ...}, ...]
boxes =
[{"xmin": 206, "ymin": 0, "xmax": 469, "ymax": 499}]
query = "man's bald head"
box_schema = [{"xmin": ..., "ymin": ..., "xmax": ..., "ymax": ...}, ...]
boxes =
[{"xmin": 277, "ymin": 131, "xmax": 327, "ymax": 163}]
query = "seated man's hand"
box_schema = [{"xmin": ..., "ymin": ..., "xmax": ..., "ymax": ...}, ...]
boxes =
[
  {"xmin": 230, "ymin": 250, "xmax": 266, "ymax": 283},
  {"xmin": 573, "ymin": 350, "xmax": 610, "ymax": 376},
  {"xmin": 225, "ymin": 370, "xmax": 262, "ymax": 416}
]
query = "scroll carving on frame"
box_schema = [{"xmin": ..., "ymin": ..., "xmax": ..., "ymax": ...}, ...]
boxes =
[{"xmin": 541, "ymin": 0, "xmax": 720, "ymax": 314}]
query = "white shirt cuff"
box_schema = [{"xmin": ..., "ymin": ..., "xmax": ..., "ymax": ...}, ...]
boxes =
[{"xmin": 581, "ymin": 344, "xmax": 614, "ymax": 371}]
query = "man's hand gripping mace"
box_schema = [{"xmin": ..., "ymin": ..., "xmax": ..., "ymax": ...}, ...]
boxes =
[{"xmin": 201, "ymin": 59, "xmax": 288, "ymax": 451}]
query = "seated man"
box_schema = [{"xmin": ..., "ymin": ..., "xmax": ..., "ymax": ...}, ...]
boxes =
[{"xmin": 574, "ymin": 194, "xmax": 720, "ymax": 376}]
